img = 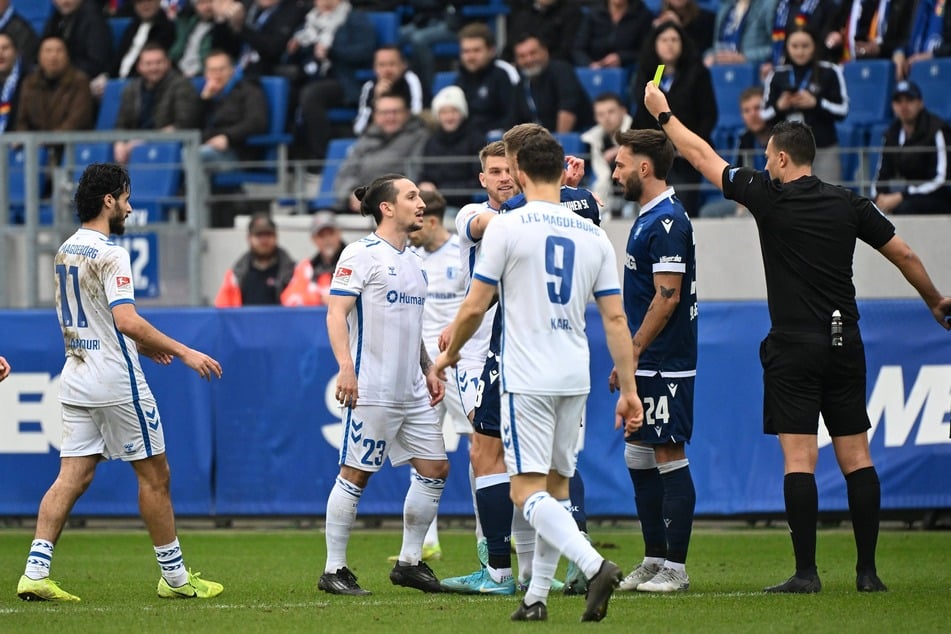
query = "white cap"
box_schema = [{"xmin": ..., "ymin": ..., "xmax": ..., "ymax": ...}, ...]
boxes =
[{"xmin": 431, "ymin": 85, "xmax": 468, "ymax": 119}]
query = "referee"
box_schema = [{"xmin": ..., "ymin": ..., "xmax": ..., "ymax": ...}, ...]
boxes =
[{"xmin": 642, "ymin": 82, "xmax": 951, "ymax": 594}]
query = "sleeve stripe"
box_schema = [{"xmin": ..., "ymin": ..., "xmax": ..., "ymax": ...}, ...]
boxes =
[
  {"xmin": 472, "ymin": 273, "xmax": 498, "ymax": 286},
  {"xmin": 653, "ymin": 263, "xmax": 686, "ymax": 274},
  {"xmin": 593, "ymin": 288, "xmax": 621, "ymax": 297},
  {"xmin": 109, "ymin": 298, "xmax": 135, "ymax": 308},
  {"xmin": 329, "ymin": 289, "xmax": 359, "ymax": 297}
]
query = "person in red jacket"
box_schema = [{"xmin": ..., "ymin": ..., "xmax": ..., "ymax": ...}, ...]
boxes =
[
  {"xmin": 214, "ymin": 213, "xmax": 295, "ymax": 307},
  {"xmin": 281, "ymin": 211, "xmax": 347, "ymax": 306}
]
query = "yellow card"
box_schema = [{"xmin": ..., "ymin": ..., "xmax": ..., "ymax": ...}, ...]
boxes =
[{"xmin": 653, "ymin": 65, "xmax": 665, "ymax": 86}]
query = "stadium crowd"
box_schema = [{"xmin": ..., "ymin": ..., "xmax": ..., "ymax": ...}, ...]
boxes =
[{"xmin": 3, "ymin": 0, "xmax": 951, "ymax": 224}]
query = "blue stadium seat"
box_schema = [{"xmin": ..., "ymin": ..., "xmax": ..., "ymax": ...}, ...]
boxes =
[
  {"xmin": 8, "ymin": 146, "xmax": 51, "ymax": 224},
  {"xmin": 865, "ymin": 121, "xmax": 893, "ymax": 186},
  {"xmin": 842, "ymin": 59, "xmax": 894, "ymax": 129},
  {"xmin": 431, "ymin": 71, "xmax": 458, "ymax": 97},
  {"xmin": 909, "ymin": 58, "xmax": 951, "ymax": 121},
  {"xmin": 327, "ymin": 108, "xmax": 358, "ymax": 125},
  {"xmin": 13, "ymin": 0, "xmax": 51, "ymax": 35},
  {"xmin": 72, "ymin": 142, "xmax": 113, "ymax": 169},
  {"xmin": 460, "ymin": 1, "xmax": 511, "ymax": 18},
  {"xmin": 213, "ymin": 76, "xmax": 293, "ymax": 188},
  {"xmin": 836, "ymin": 122, "xmax": 860, "ymax": 188},
  {"xmin": 575, "ymin": 67, "xmax": 628, "ymax": 102},
  {"xmin": 311, "ymin": 138, "xmax": 356, "ymax": 210},
  {"xmin": 553, "ymin": 132, "xmax": 584, "ymax": 158},
  {"xmin": 109, "ymin": 17, "xmax": 132, "ymax": 53},
  {"xmin": 97, "ymin": 79, "xmax": 128, "ymax": 130},
  {"xmin": 710, "ymin": 63, "xmax": 757, "ymax": 131},
  {"xmin": 127, "ymin": 142, "xmax": 183, "ymax": 223},
  {"xmin": 366, "ymin": 12, "xmax": 398, "ymax": 46}
]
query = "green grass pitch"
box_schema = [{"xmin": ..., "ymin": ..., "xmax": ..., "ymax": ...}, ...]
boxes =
[{"xmin": 1, "ymin": 526, "xmax": 948, "ymax": 632}]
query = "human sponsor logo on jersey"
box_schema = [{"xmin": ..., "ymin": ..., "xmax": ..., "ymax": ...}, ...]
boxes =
[
  {"xmin": 386, "ymin": 290, "xmax": 425, "ymax": 305},
  {"xmin": 334, "ymin": 267, "xmax": 352, "ymax": 284},
  {"xmin": 116, "ymin": 276, "xmax": 131, "ymax": 288},
  {"xmin": 661, "ymin": 217, "xmax": 674, "ymax": 234}
]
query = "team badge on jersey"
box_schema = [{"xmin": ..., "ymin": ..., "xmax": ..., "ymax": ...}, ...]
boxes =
[
  {"xmin": 116, "ymin": 276, "xmax": 131, "ymax": 288},
  {"xmin": 334, "ymin": 267, "xmax": 353, "ymax": 284}
]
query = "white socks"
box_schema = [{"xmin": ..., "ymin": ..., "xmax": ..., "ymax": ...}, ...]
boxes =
[
  {"xmin": 154, "ymin": 538, "xmax": 188, "ymax": 587},
  {"xmin": 523, "ymin": 491, "xmax": 603, "ymax": 580},
  {"xmin": 511, "ymin": 505, "xmax": 536, "ymax": 583},
  {"xmin": 325, "ymin": 476, "xmax": 363, "ymax": 573},
  {"xmin": 398, "ymin": 472, "xmax": 445, "ymax": 565},
  {"xmin": 524, "ymin": 535, "xmax": 558, "ymax": 605},
  {"xmin": 24, "ymin": 539, "xmax": 54, "ymax": 580}
]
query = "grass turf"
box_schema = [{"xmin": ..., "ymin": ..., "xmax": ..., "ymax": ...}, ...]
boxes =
[{"xmin": 0, "ymin": 526, "xmax": 948, "ymax": 632}]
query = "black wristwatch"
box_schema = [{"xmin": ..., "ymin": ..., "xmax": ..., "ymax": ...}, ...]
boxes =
[{"xmin": 657, "ymin": 111, "xmax": 673, "ymax": 126}]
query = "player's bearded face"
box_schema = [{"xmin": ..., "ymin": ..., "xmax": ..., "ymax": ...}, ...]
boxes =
[
  {"xmin": 621, "ymin": 169, "xmax": 643, "ymax": 202},
  {"xmin": 108, "ymin": 193, "xmax": 129, "ymax": 235}
]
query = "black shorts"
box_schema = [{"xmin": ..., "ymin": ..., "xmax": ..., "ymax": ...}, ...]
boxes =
[
  {"xmin": 759, "ymin": 331, "xmax": 871, "ymax": 436},
  {"xmin": 472, "ymin": 350, "xmax": 501, "ymax": 437}
]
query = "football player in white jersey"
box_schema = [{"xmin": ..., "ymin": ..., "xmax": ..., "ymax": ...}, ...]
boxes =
[
  {"xmin": 17, "ymin": 163, "xmax": 224, "ymax": 603},
  {"xmin": 436, "ymin": 135, "xmax": 643, "ymax": 622},
  {"xmin": 321, "ymin": 174, "xmax": 449, "ymax": 596},
  {"xmin": 402, "ymin": 189, "xmax": 470, "ymax": 562}
]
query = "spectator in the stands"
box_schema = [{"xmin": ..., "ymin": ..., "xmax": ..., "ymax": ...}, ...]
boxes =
[
  {"xmin": 581, "ymin": 92, "xmax": 633, "ymax": 215},
  {"xmin": 215, "ymin": 212, "xmax": 296, "ymax": 307},
  {"xmin": 631, "ymin": 20, "xmax": 717, "ymax": 216},
  {"xmin": 293, "ymin": 0, "xmax": 376, "ymax": 163},
  {"xmin": 766, "ymin": 0, "xmax": 839, "ymax": 77},
  {"xmin": 453, "ymin": 22, "xmax": 518, "ymax": 138},
  {"xmin": 353, "ymin": 45, "xmax": 423, "ymax": 136},
  {"xmin": 762, "ymin": 24, "xmax": 848, "ymax": 182},
  {"xmin": 334, "ymin": 92, "xmax": 430, "ymax": 211},
  {"xmin": 703, "ymin": 0, "xmax": 777, "ymax": 69},
  {"xmin": 891, "ymin": 0, "xmax": 951, "ymax": 81},
  {"xmin": 872, "ymin": 80, "xmax": 951, "ymax": 215},
  {"xmin": 824, "ymin": 0, "xmax": 916, "ymax": 64},
  {"xmin": 417, "ymin": 85, "xmax": 484, "ymax": 210},
  {"xmin": 0, "ymin": 0, "xmax": 39, "ymax": 67},
  {"xmin": 113, "ymin": 43, "xmax": 201, "ymax": 164},
  {"xmin": 652, "ymin": 0, "xmax": 716, "ymax": 54},
  {"xmin": 15, "ymin": 35, "xmax": 94, "ymax": 158},
  {"xmin": 281, "ymin": 211, "xmax": 346, "ymax": 306},
  {"xmin": 211, "ymin": 0, "xmax": 304, "ymax": 77},
  {"xmin": 398, "ymin": 1, "xmax": 462, "ymax": 99},
  {"xmin": 0, "ymin": 33, "xmax": 25, "ymax": 133},
  {"xmin": 572, "ymin": 0, "xmax": 653, "ymax": 70},
  {"xmin": 510, "ymin": 33, "xmax": 593, "ymax": 133},
  {"xmin": 169, "ymin": 0, "xmax": 221, "ymax": 77},
  {"xmin": 699, "ymin": 86, "xmax": 769, "ymax": 217},
  {"xmin": 42, "ymin": 0, "xmax": 112, "ymax": 82},
  {"xmin": 197, "ymin": 49, "xmax": 268, "ymax": 166},
  {"xmin": 504, "ymin": 0, "xmax": 582, "ymax": 63}
]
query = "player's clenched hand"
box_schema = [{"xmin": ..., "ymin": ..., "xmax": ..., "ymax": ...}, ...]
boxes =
[
  {"xmin": 433, "ymin": 350, "xmax": 459, "ymax": 382},
  {"xmin": 425, "ymin": 368, "xmax": 445, "ymax": 407},
  {"xmin": 644, "ymin": 81, "xmax": 671, "ymax": 119},
  {"xmin": 615, "ymin": 391, "xmax": 644, "ymax": 434},
  {"xmin": 564, "ymin": 155, "xmax": 585, "ymax": 187},
  {"xmin": 335, "ymin": 367, "xmax": 358, "ymax": 408},
  {"xmin": 0, "ymin": 356, "xmax": 10, "ymax": 382},
  {"xmin": 180, "ymin": 349, "xmax": 222, "ymax": 380}
]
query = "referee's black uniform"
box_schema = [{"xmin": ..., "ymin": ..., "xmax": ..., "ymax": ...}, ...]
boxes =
[{"xmin": 721, "ymin": 165, "xmax": 895, "ymax": 436}]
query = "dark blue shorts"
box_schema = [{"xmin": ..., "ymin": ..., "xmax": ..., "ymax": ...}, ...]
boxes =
[
  {"xmin": 472, "ymin": 349, "xmax": 501, "ymax": 437},
  {"xmin": 625, "ymin": 373, "xmax": 694, "ymax": 444}
]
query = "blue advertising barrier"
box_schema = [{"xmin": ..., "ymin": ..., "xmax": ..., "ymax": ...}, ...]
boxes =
[{"xmin": 1, "ymin": 301, "xmax": 948, "ymax": 516}]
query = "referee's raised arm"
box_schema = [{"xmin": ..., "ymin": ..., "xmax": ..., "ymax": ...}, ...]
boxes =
[{"xmin": 643, "ymin": 82, "xmax": 729, "ymax": 190}]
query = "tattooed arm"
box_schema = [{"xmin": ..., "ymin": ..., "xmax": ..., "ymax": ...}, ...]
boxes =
[{"xmin": 630, "ymin": 272, "xmax": 684, "ymax": 367}]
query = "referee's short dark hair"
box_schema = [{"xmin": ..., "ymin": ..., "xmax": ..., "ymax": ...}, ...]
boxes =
[
  {"xmin": 770, "ymin": 121, "xmax": 816, "ymax": 167},
  {"xmin": 516, "ymin": 135, "xmax": 565, "ymax": 184},
  {"xmin": 614, "ymin": 129, "xmax": 675, "ymax": 180}
]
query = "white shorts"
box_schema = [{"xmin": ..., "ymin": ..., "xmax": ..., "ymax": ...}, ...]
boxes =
[
  {"xmin": 500, "ymin": 392, "xmax": 586, "ymax": 478},
  {"xmin": 340, "ymin": 401, "xmax": 447, "ymax": 472},
  {"xmin": 61, "ymin": 399, "xmax": 165, "ymax": 461},
  {"xmin": 438, "ymin": 369, "xmax": 471, "ymax": 434},
  {"xmin": 452, "ymin": 358, "xmax": 485, "ymax": 419}
]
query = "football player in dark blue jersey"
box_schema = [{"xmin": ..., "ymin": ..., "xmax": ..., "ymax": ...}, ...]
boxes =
[{"xmin": 608, "ymin": 129, "xmax": 698, "ymax": 594}]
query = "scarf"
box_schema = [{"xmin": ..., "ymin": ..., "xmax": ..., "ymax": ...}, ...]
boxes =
[
  {"xmin": 772, "ymin": 0, "xmax": 821, "ymax": 64},
  {"xmin": 0, "ymin": 56, "xmax": 21, "ymax": 133}
]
